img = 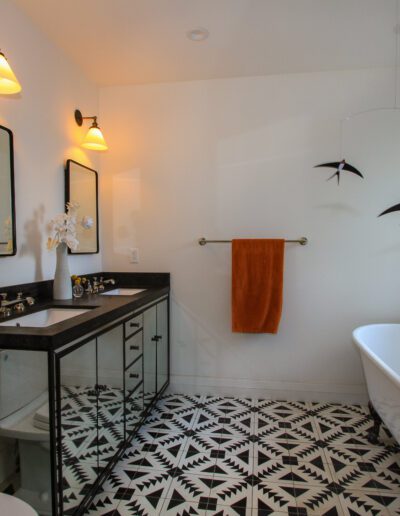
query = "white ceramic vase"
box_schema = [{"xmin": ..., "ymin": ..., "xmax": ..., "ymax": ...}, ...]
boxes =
[{"xmin": 53, "ymin": 242, "xmax": 72, "ymax": 300}]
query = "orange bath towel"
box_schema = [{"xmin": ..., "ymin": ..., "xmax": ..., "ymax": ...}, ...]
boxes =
[{"xmin": 232, "ymin": 239, "xmax": 285, "ymax": 333}]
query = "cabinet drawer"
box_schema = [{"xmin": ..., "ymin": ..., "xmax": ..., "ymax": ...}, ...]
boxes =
[
  {"xmin": 125, "ymin": 332, "xmax": 142, "ymax": 367},
  {"xmin": 125, "ymin": 358, "xmax": 143, "ymax": 398},
  {"xmin": 125, "ymin": 314, "xmax": 143, "ymax": 338}
]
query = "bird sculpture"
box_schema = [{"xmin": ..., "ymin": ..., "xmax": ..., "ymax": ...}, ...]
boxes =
[
  {"xmin": 314, "ymin": 159, "xmax": 364, "ymax": 185},
  {"xmin": 378, "ymin": 203, "xmax": 400, "ymax": 217}
]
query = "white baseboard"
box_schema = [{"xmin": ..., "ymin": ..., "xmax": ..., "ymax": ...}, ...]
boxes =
[{"xmin": 168, "ymin": 374, "xmax": 369, "ymax": 405}]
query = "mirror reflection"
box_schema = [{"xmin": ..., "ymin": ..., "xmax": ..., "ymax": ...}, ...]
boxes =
[
  {"xmin": 0, "ymin": 125, "xmax": 16, "ymax": 256},
  {"xmin": 65, "ymin": 160, "xmax": 99, "ymax": 254}
]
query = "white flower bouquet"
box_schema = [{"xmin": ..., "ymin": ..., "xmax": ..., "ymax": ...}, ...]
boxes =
[{"xmin": 47, "ymin": 201, "xmax": 93, "ymax": 251}]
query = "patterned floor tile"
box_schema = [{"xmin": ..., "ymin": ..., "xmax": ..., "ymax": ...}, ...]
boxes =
[
  {"xmin": 282, "ymin": 418, "xmax": 319, "ymax": 444},
  {"xmin": 253, "ymin": 440, "xmax": 294, "ymax": 462},
  {"xmin": 100, "ymin": 459, "xmax": 149, "ymax": 489},
  {"xmin": 85, "ymin": 490, "xmax": 121, "ymax": 514},
  {"xmin": 126, "ymin": 468, "xmax": 172, "ymax": 498},
  {"xmin": 118, "ymin": 446, "xmax": 149, "ymax": 466},
  {"xmin": 218, "ymin": 440, "xmax": 254, "ymax": 465},
  {"xmin": 339, "ymin": 489, "xmax": 393, "ymax": 515},
  {"xmin": 191, "ymin": 413, "xmax": 226, "ymax": 436},
  {"xmin": 62, "ymin": 460, "xmax": 99, "ymax": 491},
  {"xmin": 115, "ymin": 492, "xmax": 168, "ymax": 514},
  {"xmin": 290, "ymin": 461, "xmax": 334, "ymax": 488},
  {"xmin": 203, "ymin": 477, "xmax": 253, "ymax": 513},
  {"xmin": 164, "ymin": 472, "xmax": 214, "ymax": 505},
  {"xmin": 313, "ymin": 414, "xmax": 372, "ymax": 444},
  {"xmin": 256, "ymin": 400, "xmax": 309, "ymax": 414},
  {"xmin": 257, "ymin": 424, "xmax": 294, "ymax": 443},
  {"xmin": 252, "ymin": 481, "xmax": 298, "ymax": 513},
  {"xmin": 308, "ymin": 403, "xmax": 368, "ymax": 418},
  {"xmin": 141, "ymin": 406, "xmax": 199, "ymax": 434},
  {"xmin": 76, "ymin": 394, "xmax": 400, "ymax": 516},
  {"xmin": 157, "ymin": 393, "xmax": 203, "ymax": 410},
  {"xmin": 142, "ymin": 434, "xmax": 188, "ymax": 471},
  {"xmin": 63, "ymin": 487, "xmax": 86, "ymax": 515},
  {"xmin": 325, "ymin": 462, "xmax": 378, "ymax": 493},
  {"xmin": 293, "ymin": 485, "xmax": 344, "ymax": 515},
  {"xmin": 255, "ymin": 462, "xmax": 295, "ymax": 485},
  {"xmin": 280, "ymin": 441, "xmax": 329, "ymax": 465},
  {"xmin": 177, "ymin": 438, "xmax": 218, "ymax": 476},
  {"xmin": 203, "ymin": 397, "xmax": 253, "ymax": 417},
  {"xmin": 323, "ymin": 443, "xmax": 400, "ymax": 472},
  {"xmin": 207, "ymin": 504, "xmax": 252, "ymax": 515},
  {"xmin": 160, "ymin": 498, "xmax": 208, "ymax": 515},
  {"xmin": 213, "ymin": 453, "xmax": 254, "ymax": 479},
  {"xmin": 222, "ymin": 413, "xmax": 255, "ymax": 438}
]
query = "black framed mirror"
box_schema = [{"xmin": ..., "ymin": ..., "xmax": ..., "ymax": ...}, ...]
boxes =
[
  {"xmin": 0, "ymin": 125, "xmax": 16, "ymax": 257},
  {"xmin": 65, "ymin": 160, "xmax": 99, "ymax": 254}
]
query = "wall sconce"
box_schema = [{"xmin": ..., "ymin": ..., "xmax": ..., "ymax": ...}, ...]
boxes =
[
  {"xmin": 0, "ymin": 50, "xmax": 22, "ymax": 94},
  {"xmin": 74, "ymin": 109, "xmax": 108, "ymax": 151}
]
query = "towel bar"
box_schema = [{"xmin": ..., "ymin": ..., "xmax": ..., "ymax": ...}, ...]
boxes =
[{"xmin": 198, "ymin": 237, "xmax": 308, "ymax": 246}]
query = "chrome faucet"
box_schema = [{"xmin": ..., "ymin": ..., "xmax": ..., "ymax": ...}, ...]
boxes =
[
  {"xmin": 98, "ymin": 277, "xmax": 105, "ymax": 292},
  {"xmin": 0, "ymin": 292, "xmax": 35, "ymax": 316},
  {"xmin": 102, "ymin": 279, "xmax": 115, "ymax": 286},
  {"xmin": 92, "ymin": 277, "xmax": 100, "ymax": 294}
]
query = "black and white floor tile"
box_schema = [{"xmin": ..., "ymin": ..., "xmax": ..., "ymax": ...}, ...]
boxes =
[{"xmin": 68, "ymin": 394, "xmax": 400, "ymax": 515}]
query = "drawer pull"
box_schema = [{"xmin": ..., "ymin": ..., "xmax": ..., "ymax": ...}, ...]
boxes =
[
  {"xmin": 129, "ymin": 373, "xmax": 139, "ymax": 379},
  {"xmin": 129, "ymin": 345, "xmax": 140, "ymax": 351},
  {"xmin": 130, "ymin": 322, "xmax": 140, "ymax": 328}
]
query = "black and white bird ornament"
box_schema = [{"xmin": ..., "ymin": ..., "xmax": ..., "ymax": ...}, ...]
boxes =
[
  {"xmin": 314, "ymin": 159, "xmax": 364, "ymax": 185},
  {"xmin": 378, "ymin": 203, "xmax": 400, "ymax": 218}
]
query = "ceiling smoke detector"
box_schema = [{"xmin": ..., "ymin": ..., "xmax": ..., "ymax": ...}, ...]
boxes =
[{"xmin": 186, "ymin": 27, "xmax": 209, "ymax": 42}]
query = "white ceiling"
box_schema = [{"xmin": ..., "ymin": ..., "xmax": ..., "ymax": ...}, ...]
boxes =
[{"xmin": 14, "ymin": 0, "xmax": 397, "ymax": 86}]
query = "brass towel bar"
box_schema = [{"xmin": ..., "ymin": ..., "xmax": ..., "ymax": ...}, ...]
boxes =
[{"xmin": 198, "ymin": 237, "xmax": 308, "ymax": 246}]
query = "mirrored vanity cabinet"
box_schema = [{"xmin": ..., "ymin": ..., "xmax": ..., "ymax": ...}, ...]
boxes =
[{"xmin": 0, "ymin": 274, "xmax": 170, "ymax": 515}]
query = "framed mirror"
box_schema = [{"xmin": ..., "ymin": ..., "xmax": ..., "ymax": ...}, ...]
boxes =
[
  {"xmin": 65, "ymin": 160, "xmax": 99, "ymax": 254},
  {"xmin": 0, "ymin": 125, "xmax": 16, "ymax": 257}
]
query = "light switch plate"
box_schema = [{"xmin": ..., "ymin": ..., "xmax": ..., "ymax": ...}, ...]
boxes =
[{"xmin": 130, "ymin": 248, "xmax": 139, "ymax": 263}]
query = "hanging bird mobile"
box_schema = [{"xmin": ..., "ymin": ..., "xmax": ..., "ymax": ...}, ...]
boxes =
[
  {"xmin": 378, "ymin": 203, "xmax": 400, "ymax": 218},
  {"xmin": 314, "ymin": 159, "xmax": 364, "ymax": 185}
]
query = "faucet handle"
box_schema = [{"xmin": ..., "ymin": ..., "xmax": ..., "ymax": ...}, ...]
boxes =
[
  {"xmin": 0, "ymin": 293, "xmax": 7, "ymax": 308},
  {"xmin": 26, "ymin": 297, "xmax": 35, "ymax": 306}
]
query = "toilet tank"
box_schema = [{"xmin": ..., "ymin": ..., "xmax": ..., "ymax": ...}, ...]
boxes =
[{"xmin": 0, "ymin": 350, "xmax": 47, "ymax": 421}]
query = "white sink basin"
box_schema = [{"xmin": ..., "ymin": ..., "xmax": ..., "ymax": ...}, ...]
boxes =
[
  {"xmin": 101, "ymin": 288, "xmax": 145, "ymax": 296},
  {"xmin": 0, "ymin": 308, "xmax": 92, "ymax": 328}
]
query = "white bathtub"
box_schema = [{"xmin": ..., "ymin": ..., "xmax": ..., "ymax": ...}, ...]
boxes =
[{"xmin": 353, "ymin": 324, "xmax": 400, "ymax": 444}]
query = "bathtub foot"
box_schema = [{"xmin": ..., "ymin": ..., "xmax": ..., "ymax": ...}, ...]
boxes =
[{"xmin": 368, "ymin": 402, "xmax": 382, "ymax": 444}]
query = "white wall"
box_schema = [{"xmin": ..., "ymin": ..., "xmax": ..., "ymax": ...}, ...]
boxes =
[
  {"xmin": 100, "ymin": 68, "xmax": 400, "ymax": 403},
  {"xmin": 0, "ymin": 0, "xmax": 102, "ymax": 288}
]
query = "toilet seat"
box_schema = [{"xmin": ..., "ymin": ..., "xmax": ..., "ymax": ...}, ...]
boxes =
[
  {"xmin": 0, "ymin": 392, "xmax": 49, "ymax": 441},
  {"xmin": 33, "ymin": 403, "xmax": 49, "ymax": 432},
  {"xmin": 0, "ymin": 493, "xmax": 38, "ymax": 515}
]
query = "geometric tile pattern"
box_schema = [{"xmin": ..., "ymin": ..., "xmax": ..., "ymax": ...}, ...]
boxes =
[
  {"xmin": 61, "ymin": 384, "xmax": 143, "ymax": 514},
  {"xmin": 72, "ymin": 394, "xmax": 400, "ymax": 515}
]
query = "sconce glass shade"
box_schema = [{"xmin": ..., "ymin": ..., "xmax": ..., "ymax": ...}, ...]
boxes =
[
  {"xmin": 81, "ymin": 125, "xmax": 108, "ymax": 151},
  {"xmin": 0, "ymin": 52, "xmax": 21, "ymax": 94}
]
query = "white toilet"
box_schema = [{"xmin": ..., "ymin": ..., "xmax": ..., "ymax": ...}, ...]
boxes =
[
  {"xmin": 0, "ymin": 492, "xmax": 38, "ymax": 515},
  {"xmin": 0, "ymin": 350, "xmax": 51, "ymax": 515}
]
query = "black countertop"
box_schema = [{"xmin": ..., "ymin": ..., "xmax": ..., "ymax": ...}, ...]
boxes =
[{"xmin": 0, "ymin": 273, "xmax": 170, "ymax": 351}]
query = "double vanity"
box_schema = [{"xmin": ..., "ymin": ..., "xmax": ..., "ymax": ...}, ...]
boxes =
[{"xmin": 0, "ymin": 272, "xmax": 170, "ymax": 516}]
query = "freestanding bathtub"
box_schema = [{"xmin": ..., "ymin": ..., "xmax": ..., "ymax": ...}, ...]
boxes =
[{"xmin": 353, "ymin": 324, "xmax": 400, "ymax": 444}]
